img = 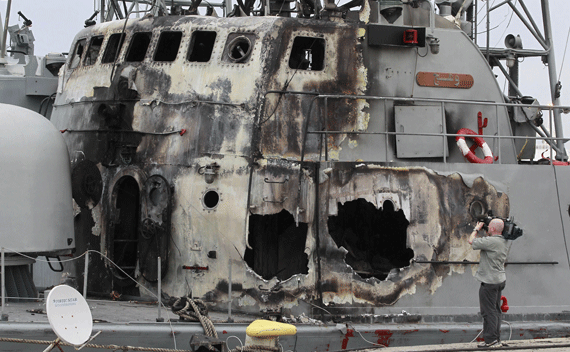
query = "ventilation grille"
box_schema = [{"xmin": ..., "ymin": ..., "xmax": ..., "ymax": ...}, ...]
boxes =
[{"xmin": 1, "ymin": 265, "xmax": 38, "ymax": 300}]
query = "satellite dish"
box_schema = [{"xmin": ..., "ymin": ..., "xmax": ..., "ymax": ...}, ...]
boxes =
[{"xmin": 46, "ymin": 285, "xmax": 93, "ymax": 345}]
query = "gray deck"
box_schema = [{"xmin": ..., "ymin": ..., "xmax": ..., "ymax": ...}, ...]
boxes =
[
  {"xmin": 376, "ymin": 338, "xmax": 570, "ymax": 351},
  {"xmin": 1, "ymin": 299, "xmax": 570, "ymax": 352}
]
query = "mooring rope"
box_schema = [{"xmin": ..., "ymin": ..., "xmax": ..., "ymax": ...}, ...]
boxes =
[
  {"xmin": 0, "ymin": 337, "xmax": 192, "ymax": 352},
  {"xmin": 233, "ymin": 346, "xmax": 280, "ymax": 352},
  {"xmin": 171, "ymin": 296, "xmax": 217, "ymax": 339},
  {"xmin": 170, "ymin": 296, "xmax": 219, "ymax": 351}
]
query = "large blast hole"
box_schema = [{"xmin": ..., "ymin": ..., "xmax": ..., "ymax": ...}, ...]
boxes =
[
  {"xmin": 327, "ymin": 199, "xmax": 413, "ymax": 280},
  {"xmin": 245, "ymin": 210, "xmax": 309, "ymax": 281}
]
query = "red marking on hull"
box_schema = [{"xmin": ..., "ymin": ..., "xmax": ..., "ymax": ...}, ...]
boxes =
[
  {"xmin": 374, "ymin": 329, "xmax": 393, "ymax": 347},
  {"xmin": 440, "ymin": 330, "xmax": 449, "ymax": 333},
  {"xmin": 341, "ymin": 329, "xmax": 354, "ymax": 349},
  {"xmin": 222, "ymin": 330, "xmax": 227, "ymax": 334},
  {"xmin": 403, "ymin": 329, "xmax": 419, "ymax": 335}
]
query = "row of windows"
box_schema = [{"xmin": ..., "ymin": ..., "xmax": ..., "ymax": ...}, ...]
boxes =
[{"xmin": 70, "ymin": 29, "xmax": 326, "ymax": 71}]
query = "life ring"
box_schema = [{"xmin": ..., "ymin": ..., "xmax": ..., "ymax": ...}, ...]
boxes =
[{"xmin": 455, "ymin": 128, "xmax": 494, "ymax": 164}]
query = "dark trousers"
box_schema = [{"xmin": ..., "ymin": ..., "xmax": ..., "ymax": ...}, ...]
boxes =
[{"xmin": 479, "ymin": 281, "xmax": 506, "ymax": 343}]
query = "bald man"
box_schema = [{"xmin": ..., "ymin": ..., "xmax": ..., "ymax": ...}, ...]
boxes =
[{"xmin": 469, "ymin": 219, "xmax": 509, "ymax": 348}]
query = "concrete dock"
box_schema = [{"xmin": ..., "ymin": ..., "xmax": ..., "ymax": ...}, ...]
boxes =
[{"xmin": 369, "ymin": 337, "xmax": 570, "ymax": 351}]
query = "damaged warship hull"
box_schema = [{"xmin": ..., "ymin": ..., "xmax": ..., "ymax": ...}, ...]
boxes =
[{"xmin": 35, "ymin": 0, "xmax": 570, "ymax": 348}]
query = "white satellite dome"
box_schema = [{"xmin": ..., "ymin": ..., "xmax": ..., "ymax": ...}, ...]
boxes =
[{"xmin": 0, "ymin": 103, "xmax": 74, "ymax": 254}]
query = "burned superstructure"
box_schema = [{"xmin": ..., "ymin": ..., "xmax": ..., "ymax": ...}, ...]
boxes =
[{"xmin": 50, "ymin": 0, "xmax": 570, "ymax": 326}]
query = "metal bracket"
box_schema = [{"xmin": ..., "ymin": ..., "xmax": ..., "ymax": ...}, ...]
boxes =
[
  {"xmin": 45, "ymin": 256, "xmax": 64, "ymax": 272},
  {"xmin": 263, "ymin": 196, "xmax": 287, "ymax": 204},
  {"xmin": 264, "ymin": 175, "xmax": 289, "ymax": 184},
  {"xmin": 191, "ymin": 242, "xmax": 202, "ymax": 251}
]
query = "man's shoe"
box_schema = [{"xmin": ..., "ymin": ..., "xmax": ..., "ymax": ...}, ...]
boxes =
[{"xmin": 477, "ymin": 340, "xmax": 500, "ymax": 348}]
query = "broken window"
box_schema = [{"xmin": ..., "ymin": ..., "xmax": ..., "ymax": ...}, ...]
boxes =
[
  {"xmin": 327, "ymin": 199, "xmax": 413, "ymax": 281},
  {"xmin": 245, "ymin": 210, "xmax": 309, "ymax": 281},
  {"xmin": 84, "ymin": 36, "xmax": 104, "ymax": 66},
  {"xmin": 69, "ymin": 38, "xmax": 86, "ymax": 69},
  {"xmin": 154, "ymin": 31, "xmax": 183, "ymax": 62},
  {"xmin": 288, "ymin": 36, "xmax": 325, "ymax": 71},
  {"xmin": 187, "ymin": 31, "xmax": 217, "ymax": 62},
  {"xmin": 102, "ymin": 33, "xmax": 125, "ymax": 63},
  {"xmin": 126, "ymin": 32, "xmax": 152, "ymax": 62}
]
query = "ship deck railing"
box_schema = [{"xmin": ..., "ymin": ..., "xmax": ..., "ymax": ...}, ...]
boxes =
[{"xmin": 260, "ymin": 90, "xmax": 570, "ymax": 164}]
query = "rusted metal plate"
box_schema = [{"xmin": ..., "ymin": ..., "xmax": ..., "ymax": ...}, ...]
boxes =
[{"xmin": 416, "ymin": 72, "xmax": 474, "ymax": 89}]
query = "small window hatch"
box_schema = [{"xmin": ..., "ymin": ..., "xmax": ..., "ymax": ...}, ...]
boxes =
[
  {"xmin": 126, "ymin": 32, "xmax": 152, "ymax": 62},
  {"xmin": 288, "ymin": 36, "xmax": 325, "ymax": 71},
  {"xmin": 102, "ymin": 33, "xmax": 125, "ymax": 63},
  {"xmin": 154, "ymin": 31, "xmax": 182, "ymax": 62},
  {"xmin": 188, "ymin": 31, "xmax": 217, "ymax": 62}
]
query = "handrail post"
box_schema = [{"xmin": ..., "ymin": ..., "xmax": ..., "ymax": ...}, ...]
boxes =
[
  {"xmin": 384, "ymin": 99, "xmax": 388, "ymax": 162},
  {"xmin": 550, "ymin": 109, "xmax": 554, "ymax": 163},
  {"xmin": 227, "ymin": 259, "xmax": 233, "ymax": 322},
  {"xmin": 441, "ymin": 101, "xmax": 446, "ymax": 164},
  {"xmin": 83, "ymin": 251, "xmax": 89, "ymax": 298},
  {"xmin": 157, "ymin": 256, "xmax": 164, "ymax": 322},
  {"xmin": 324, "ymin": 97, "xmax": 328, "ymax": 162},
  {"xmin": 1, "ymin": 247, "xmax": 7, "ymax": 321},
  {"xmin": 497, "ymin": 105, "xmax": 501, "ymax": 164}
]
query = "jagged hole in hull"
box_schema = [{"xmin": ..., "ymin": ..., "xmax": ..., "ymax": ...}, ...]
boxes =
[
  {"xmin": 328, "ymin": 199, "xmax": 413, "ymax": 280},
  {"xmin": 245, "ymin": 210, "xmax": 309, "ymax": 281}
]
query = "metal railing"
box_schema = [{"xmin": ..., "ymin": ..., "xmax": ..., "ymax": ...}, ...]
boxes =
[{"xmin": 259, "ymin": 90, "xmax": 570, "ymax": 164}]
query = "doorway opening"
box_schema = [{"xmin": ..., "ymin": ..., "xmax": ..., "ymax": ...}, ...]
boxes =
[{"xmin": 111, "ymin": 176, "xmax": 140, "ymax": 295}]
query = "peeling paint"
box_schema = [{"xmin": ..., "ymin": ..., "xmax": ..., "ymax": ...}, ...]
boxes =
[{"xmin": 50, "ymin": 4, "xmax": 521, "ymax": 320}]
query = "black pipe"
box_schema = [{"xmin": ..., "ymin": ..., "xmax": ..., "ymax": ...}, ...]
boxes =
[
  {"xmin": 413, "ymin": 260, "xmax": 558, "ymax": 265},
  {"xmin": 314, "ymin": 162, "xmax": 323, "ymax": 312}
]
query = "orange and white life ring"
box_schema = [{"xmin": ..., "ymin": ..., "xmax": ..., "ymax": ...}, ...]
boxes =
[{"xmin": 455, "ymin": 128, "xmax": 494, "ymax": 164}]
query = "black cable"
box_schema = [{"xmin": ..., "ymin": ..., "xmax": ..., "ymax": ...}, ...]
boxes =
[
  {"xmin": 292, "ymin": 334, "xmax": 298, "ymax": 352},
  {"xmin": 259, "ymin": 37, "xmax": 322, "ymax": 125}
]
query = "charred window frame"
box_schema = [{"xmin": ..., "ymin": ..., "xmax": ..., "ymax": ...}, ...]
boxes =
[
  {"xmin": 126, "ymin": 32, "xmax": 152, "ymax": 62},
  {"xmin": 69, "ymin": 38, "xmax": 87, "ymax": 69},
  {"xmin": 102, "ymin": 33, "xmax": 126, "ymax": 63},
  {"xmin": 187, "ymin": 31, "xmax": 217, "ymax": 63},
  {"xmin": 288, "ymin": 36, "xmax": 325, "ymax": 71},
  {"xmin": 154, "ymin": 31, "xmax": 183, "ymax": 62},
  {"xmin": 223, "ymin": 33, "xmax": 256, "ymax": 63},
  {"xmin": 84, "ymin": 36, "xmax": 104, "ymax": 66}
]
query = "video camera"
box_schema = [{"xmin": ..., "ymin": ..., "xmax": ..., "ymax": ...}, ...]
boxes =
[{"xmin": 476, "ymin": 212, "xmax": 523, "ymax": 240}]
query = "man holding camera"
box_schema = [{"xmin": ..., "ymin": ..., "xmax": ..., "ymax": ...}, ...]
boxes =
[{"xmin": 468, "ymin": 219, "xmax": 509, "ymax": 348}]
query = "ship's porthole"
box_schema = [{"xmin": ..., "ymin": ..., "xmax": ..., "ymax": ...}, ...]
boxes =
[
  {"xmin": 203, "ymin": 190, "xmax": 220, "ymax": 210},
  {"xmin": 469, "ymin": 200, "xmax": 486, "ymax": 219},
  {"xmin": 227, "ymin": 36, "xmax": 252, "ymax": 63}
]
